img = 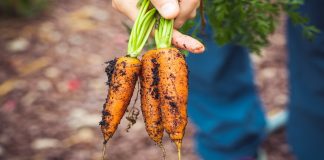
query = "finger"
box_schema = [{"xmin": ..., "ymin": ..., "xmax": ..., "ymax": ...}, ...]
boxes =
[
  {"xmin": 172, "ymin": 30, "xmax": 205, "ymax": 54},
  {"xmin": 151, "ymin": 0, "xmax": 180, "ymax": 19},
  {"xmin": 174, "ymin": 0, "xmax": 200, "ymax": 29},
  {"xmin": 112, "ymin": 0, "xmax": 139, "ymax": 21}
]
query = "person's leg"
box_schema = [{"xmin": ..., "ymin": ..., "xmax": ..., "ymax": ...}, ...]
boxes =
[
  {"xmin": 187, "ymin": 24, "xmax": 266, "ymax": 159},
  {"xmin": 287, "ymin": 1, "xmax": 324, "ymax": 160}
]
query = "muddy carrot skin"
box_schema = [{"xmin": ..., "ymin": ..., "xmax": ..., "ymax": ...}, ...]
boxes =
[
  {"xmin": 140, "ymin": 50, "xmax": 165, "ymax": 145},
  {"xmin": 157, "ymin": 48, "xmax": 188, "ymax": 151},
  {"xmin": 99, "ymin": 1, "xmax": 157, "ymax": 159},
  {"xmin": 100, "ymin": 56, "xmax": 141, "ymax": 143}
]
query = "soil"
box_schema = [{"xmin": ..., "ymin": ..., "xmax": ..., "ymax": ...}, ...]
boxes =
[
  {"xmin": 0, "ymin": 0, "xmax": 293, "ymax": 160},
  {"xmin": 105, "ymin": 59, "xmax": 117, "ymax": 86}
]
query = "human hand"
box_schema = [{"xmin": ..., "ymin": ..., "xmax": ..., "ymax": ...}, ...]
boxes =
[{"xmin": 112, "ymin": 0, "xmax": 205, "ymax": 53}]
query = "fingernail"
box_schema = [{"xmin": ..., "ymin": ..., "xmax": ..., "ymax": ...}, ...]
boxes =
[{"xmin": 161, "ymin": 3, "xmax": 177, "ymax": 18}]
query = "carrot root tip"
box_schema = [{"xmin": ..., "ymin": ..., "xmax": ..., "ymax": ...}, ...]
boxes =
[
  {"xmin": 102, "ymin": 143, "xmax": 107, "ymax": 160},
  {"xmin": 158, "ymin": 143, "xmax": 166, "ymax": 160},
  {"xmin": 175, "ymin": 140, "xmax": 182, "ymax": 160}
]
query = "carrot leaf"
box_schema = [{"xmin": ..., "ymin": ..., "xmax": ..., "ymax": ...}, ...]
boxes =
[{"xmin": 127, "ymin": 0, "xmax": 156, "ymax": 58}]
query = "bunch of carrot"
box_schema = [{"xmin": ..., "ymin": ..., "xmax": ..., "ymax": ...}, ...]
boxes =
[{"xmin": 99, "ymin": 0, "xmax": 203, "ymax": 159}]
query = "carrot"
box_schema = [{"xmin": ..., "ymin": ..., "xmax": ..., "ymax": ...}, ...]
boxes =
[
  {"xmin": 100, "ymin": 0, "xmax": 156, "ymax": 144},
  {"xmin": 99, "ymin": 1, "xmax": 157, "ymax": 159},
  {"xmin": 140, "ymin": 49, "xmax": 166, "ymax": 158},
  {"xmin": 157, "ymin": 48, "xmax": 188, "ymax": 159},
  {"xmin": 100, "ymin": 56, "xmax": 141, "ymax": 143},
  {"xmin": 154, "ymin": 17, "xmax": 189, "ymax": 160},
  {"xmin": 140, "ymin": 50, "xmax": 163, "ymax": 143}
]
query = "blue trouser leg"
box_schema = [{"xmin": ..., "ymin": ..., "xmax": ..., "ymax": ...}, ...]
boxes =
[
  {"xmin": 287, "ymin": 1, "xmax": 324, "ymax": 160},
  {"xmin": 187, "ymin": 25, "xmax": 266, "ymax": 159}
]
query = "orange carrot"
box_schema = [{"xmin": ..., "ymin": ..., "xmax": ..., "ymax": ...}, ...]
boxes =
[
  {"xmin": 140, "ymin": 49, "xmax": 164, "ymax": 145},
  {"xmin": 99, "ymin": 1, "xmax": 157, "ymax": 159},
  {"xmin": 100, "ymin": 57, "xmax": 141, "ymax": 144},
  {"xmin": 157, "ymin": 48, "xmax": 188, "ymax": 159},
  {"xmin": 153, "ymin": 14, "xmax": 191, "ymax": 159}
]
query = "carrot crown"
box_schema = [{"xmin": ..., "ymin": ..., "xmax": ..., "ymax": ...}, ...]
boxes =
[
  {"xmin": 155, "ymin": 17, "xmax": 174, "ymax": 49},
  {"xmin": 127, "ymin": 0, "xmax": 156, "ymax": 58}
]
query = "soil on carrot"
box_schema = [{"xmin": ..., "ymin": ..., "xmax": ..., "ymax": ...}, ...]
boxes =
[
  {"xmin": 150, "ymin": 58, "xmax": 160, "ymax": 100},
  {"xmin": 151, "ymin": 58, "xmax": 160, "ymax": 86},
  {"xmin": 105, "ymin": 59, "xmax": 117, "ymax": 86},
  {"xmin": 0, "ymin": 0, "xmax": 291, "ymax": 159}
]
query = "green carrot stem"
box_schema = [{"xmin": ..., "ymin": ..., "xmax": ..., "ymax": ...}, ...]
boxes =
[
  {"xmin": 128, "ymin": 0, "xmax": 147, "ymax": 53},
  {"xmin": 136, "ymin": 8, "xmax": 156, "ymax": 47},
  {"xmin": 155, "ymin": 16, "xmax": 174, "ymax": 49},
  {"xmin": 135, "ymin": 0, "xmax": 150, "ymax": 36},
  {"xmin": 136, "ymin": 18, "xmax": 156, "ymax": 54},
  {"xmin": 127, "ymin": 0, "xmax": 156, "ymax": 58}
]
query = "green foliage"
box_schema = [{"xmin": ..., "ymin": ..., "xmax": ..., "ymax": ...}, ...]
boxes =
[
  {"xmin": 184, "ymin": 0, "xmax": 320, "ymax": 53},
  {"xmin": 155, "ymin": 17, "xmax": 174, "ymax": 49},
  {"xmin": 283, "ymin": 0, "xmax": 320, "ymax": 40},
  {"xmin": 0, "ymin": 0, "xmax": 48, "ymax": 17},
  {"xmin": 127, "ymin": 0, "xmax": 157, "ymax": 58}
]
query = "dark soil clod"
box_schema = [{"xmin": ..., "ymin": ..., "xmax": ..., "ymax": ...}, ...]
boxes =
[
  {"xmin": 169, "ymin": 101, "xmax": 180, "ymax": 114},
  {"xmin": 99, "ymin": 120, "xmax": 107, "ymax": 126},
  {"xmin": 169, "ymin": 102, "xmax": 177, "ymax": 108},
  {"xmin": 151, "ymin": 58, "xmax": 160, "ymax": 86},
  {"xmin": 151, "ymin": 87, "xmax": 160, "ymax": 99},
  {"xmin": 105, "ymin": 58, "xmax": 117, "ymax": 86},
  {"xmin": 164, "ymin": 96, "xmax": 172, "ymax": 100},
  {"xmin": 119, "ymin": 69, "xmax": 126, "ymax": 76},
  {"xmin": 102, "ymin": 110, "xmax": 110, "ymax": 116}
]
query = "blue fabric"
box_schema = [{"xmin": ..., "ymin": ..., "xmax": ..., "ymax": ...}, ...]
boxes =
[
  {"xmin": 187, "ymin": 0, "xmax": 324, "ymax": 159},
  {"xmin": 186, "ymin": 24, "xmax": 266, "ymax": 160},
  {"xmin": 287, "ymin": 1, "xmax": 324, "ymax": 160}
]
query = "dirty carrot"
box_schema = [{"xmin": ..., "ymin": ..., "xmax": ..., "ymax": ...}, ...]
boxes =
[
  {"xmin": 155, "ymin": 17, "xmax": 188, "ymax": 160},
  {"xmin": 100, "ymin": 57, "xmax": 141, "ymax": 143},
  {"xmin": 140, "ymin": 49, "xmax": 166, "ymax": 158},
  {"xmin": 100, "ymin": 0, "xmax": 156, "ymax": 159},
  {"xmin": 157, "ymin": 48, "xmax": 188, "ymax": 160}
]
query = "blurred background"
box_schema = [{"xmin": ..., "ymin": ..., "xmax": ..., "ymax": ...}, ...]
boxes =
[{"xmin": 0, "ymin": 0, "xmax": 291, "ymax": 159}]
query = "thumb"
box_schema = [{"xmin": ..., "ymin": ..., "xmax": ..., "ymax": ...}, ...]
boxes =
[{"xmin": 151, "ymin": 0, "xmax": 180, "ymax": 19}]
